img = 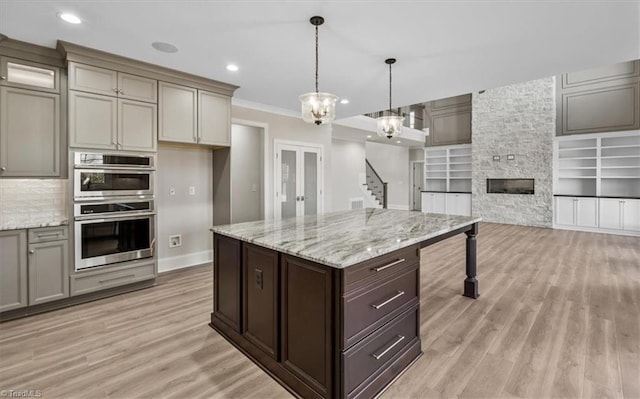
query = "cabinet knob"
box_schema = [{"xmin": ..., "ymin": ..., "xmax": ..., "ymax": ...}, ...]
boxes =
[
  {"xmin": 29, "ymin": 250, "xmax": 35, "ymax": 254},
  {"xmin": 0, "ymin": 166, "xmax": 5, "ymax": 172},
  {"xmin": 0, "ymin": 76, "xmax": 6, "ymax": 80},
  {"xmin": 118, "ymin": 89, "xmax": 124, "ymax": 95},
  {"xmin": 112, "ymin": 88, "xmax": 118, "ymax": 93}
]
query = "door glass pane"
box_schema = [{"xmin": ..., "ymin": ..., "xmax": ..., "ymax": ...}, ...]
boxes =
[
  {"xmin": 79, "ymin": 172, "xmax": 150, "ymax": 192},
  {"xmin": 280, "ymin": 150, "xmax": 297, "ymax": 219},
  {"xmin": 304, "ymin": 152, "xmax": 318, "ymax": 215},
  {"xmin": 7, "ymin": 62, "xmax": 55, "ymax": 89}
]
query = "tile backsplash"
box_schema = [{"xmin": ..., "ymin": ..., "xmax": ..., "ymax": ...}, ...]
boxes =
[{"xmin": 0, "ymin": 179, "xmax": 68, "ymax": 229}]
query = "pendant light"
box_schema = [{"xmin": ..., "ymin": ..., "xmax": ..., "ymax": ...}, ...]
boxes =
[
  {"xmin": 377, "ymin": 58, "xmax": 404, "ymax": 139},
  {"xmin": 299, "ymin": 16, "xmax": 338, "ymax": 125}
]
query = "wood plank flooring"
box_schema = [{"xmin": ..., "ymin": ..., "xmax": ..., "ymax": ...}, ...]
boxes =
[{"xmin": 0, "ymin": 223, "xmax": 638, "ymax": 398}]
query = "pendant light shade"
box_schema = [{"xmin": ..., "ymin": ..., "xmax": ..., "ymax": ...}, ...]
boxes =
[
  {"xmin": 299, "ymin": 16, "xmax": 338, "ymax": 125},
  {"xmin": 377, "ymin": 58, "xmax": 403, "ymax": 139}
]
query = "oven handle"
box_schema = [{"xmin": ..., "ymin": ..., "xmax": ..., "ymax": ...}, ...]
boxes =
[
  {"xmin": 74, "ymin": 168, "xmax": 154, "ymax": 174},
  {"xmin": 74, "ymin": 212, "xmax": 156, "ymax": 223}
]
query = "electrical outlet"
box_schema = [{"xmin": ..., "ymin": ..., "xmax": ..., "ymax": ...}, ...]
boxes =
[
  {"xmin": 169, "ymin": 187, "xmax": 176, "ymax": 196},
  {"xmin": 507, "ymin": 154, "xmax": 516, "ymax": 161},
  {"xmin": 169, "ymin": 234, "xmax": 182, "ymax": 248},
  {"xmin": 188, "ymin": 186, "xmax": 195, "ymax": 196}
]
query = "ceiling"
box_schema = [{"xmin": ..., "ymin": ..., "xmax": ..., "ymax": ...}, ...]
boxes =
[{"xmin": 1, "ymin": 1, "xmax": 639, "ymax": 121}]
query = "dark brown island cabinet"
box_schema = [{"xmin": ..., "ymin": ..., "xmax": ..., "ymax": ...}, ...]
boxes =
[{"xmin": 210, "ymin": 209, "xmax": 480, "ymax": 399}]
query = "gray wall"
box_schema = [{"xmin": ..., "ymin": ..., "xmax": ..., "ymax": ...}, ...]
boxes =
[
  {"xmin": 157, "ymin": 144, "xmax": 214, "ymax": 272},
  {"xmin": 331, "ymin": 138, "xmax": 367, "ymax": 211},
  {"xmin": 365, "ymin": 141, "xmax": 410, "ymax": 210},
  {"xmin": 471, "ymin": 77, "xmax": 555, "ymax": 227},
  {"xmin": 409, "ymin": 149, "xmax": 424, "ymax": 162},
  {"xmin": 231, "ymin": 124, "xmax": 263, "ymax": 223}
]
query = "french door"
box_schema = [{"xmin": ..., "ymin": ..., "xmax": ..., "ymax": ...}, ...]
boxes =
[{"xmin": 275, "ymin": 142, "xmax": 323, "ymax": 219}]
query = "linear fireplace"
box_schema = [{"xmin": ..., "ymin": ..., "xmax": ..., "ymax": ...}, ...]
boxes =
[{"xmin": 487, "ymin": 179, "xmax": 535, "ymax": 194}]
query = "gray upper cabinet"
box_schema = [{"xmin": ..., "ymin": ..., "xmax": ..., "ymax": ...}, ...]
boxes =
[
  {"xmin": 1, "ymin": 56, "xmax": 60, "ymax": 94},
  {"xmin": 198, "ymin": 90, "xmax": 231, "ymax": 146},
  {"xmin": 158, "ymin": 81, "xmax": 198, "ymax": 144},
  {"xmin": 557, "ymin": 60, "xmax": 640, "ymax": 136},
  {"xmin": 69, "ymin": 86, "xmax": 157, "ymax": 152},
  {"xmin": 425, "ymin": 94, "xmax": 472, "ymax": 147},
  {"xmin": 69, "ymin": 62, "xmax": 157, "ymax": 103},
  {"xmin": 69, "ymin": 90, "xmax": 118, "ymax": 150},
  {"xmin": 0, "ymin": 230, "xmax": 28, "ymax": 312},
  {"xmin": 0, "ymin": 86, "xmax": 61, "ymax": 177},
  {"xmin": 28, "ymin": 226, "xmax": 69, "ymax": 306}
]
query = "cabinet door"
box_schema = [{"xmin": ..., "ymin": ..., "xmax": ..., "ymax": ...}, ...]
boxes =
[
  {"xmin": 213, "ymin": 234, "xmax": 242, "ymax": 332},
  {"xmin": 198, "ymin": 90, "xmax": 230, "ymax": 146},
  {"xmin": 68, "ymin": 62, "xmax": 118, "ymax": 97},
  {"xmin": 622, "ymin": 199, "xmax": 640, "ymax": 231},
  {"xmin": 243, "ymin": 244, "xmax": 279, "ymax": 359},
  {"xmin": 0, "ymin": 56, "xmax": 59, "ymax": 93},
  {"xmin": 158, "ymin": 82, "xmax": 197, "ymax": 143},
  {"xmin": 69, "ymin": 91, "xmax": 118, "ymax": 149},
  {"xmin": 599, "ymin": 198, "xmax": 622, "ymax": 229},
  {"xmin": 0, "ymin": 87, "xmax": 61, "ymax": 177},
  {"xmin": 28, "ymin": 239, "xmax": 69, "ymax": 305},
  {"xmin": 0, "ymin": 230, "xmax": 27, "ymax": 312},
  {"xmin": 281, "ymin": 255, "xmax": 333, "ymax": 397},
  {"xmin": 118, "ymin": 99, "xmax": 157, "ymax": 152},
  {"xmin": 446, "ymin": 193, "xmax": 472, "ymax": 216},
  {"xmin": 118, "ymin": 73, "xmax": 157, "ymax": 103},
  {"xmin": 555, "ymin": 197, "xmax": 576, "ymax": 226},
  {"xmin": 575, "ymin": 198, "xmax": 598, "ymax": 228},
  {"xmin": 429, "ymin": 193, "xmax": 447, "ymax": 214}
]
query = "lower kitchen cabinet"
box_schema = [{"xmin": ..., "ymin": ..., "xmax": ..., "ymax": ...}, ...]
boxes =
[
  {"xmin": 213, "ymin": 234, "xmax": 242, "ymax": 332},
  {"xmin": 0, "ymin": 230, "xmax": 28, "ymax": 312},
  {"xmin": 554, "ymin": 196, "xmax": 639, "ymax": 234},
  {"xmin": 422, "ymin": 192, "xmax": 446, "ymax": 214},
  {"xmin": 27, "ymin": 226, "xmax": 69, "ymax": 305}
]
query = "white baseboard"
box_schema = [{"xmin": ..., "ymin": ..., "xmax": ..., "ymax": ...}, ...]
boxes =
[
  {"xmin": 158, "ymin": 250, "xmax": 213, "ymax": 273},
  {"xmin": 552, "ymin": 224, "xmax": 640, "ymax": 237},
  {"xmin": 387, "ymin": 204, "xmax": 410, "ymax": 211}
]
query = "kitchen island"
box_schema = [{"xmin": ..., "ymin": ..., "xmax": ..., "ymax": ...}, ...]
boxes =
[{"xmin": 210, "ymin": 209, "xmax": 481, "ymax": 399}]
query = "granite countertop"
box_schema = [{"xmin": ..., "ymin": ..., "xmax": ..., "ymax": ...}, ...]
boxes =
[
  {"xmin": 211, "ymin": 209, "xmax": 481, "ymax": 269},
  {"xmin": 0, "ymin": 219, "xmax": 69, "ymax": 231}
]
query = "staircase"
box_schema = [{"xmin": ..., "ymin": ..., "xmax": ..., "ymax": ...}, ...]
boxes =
[{"xmin": 364, "ymin": 159, "xmax": 388, "ymax": 208}]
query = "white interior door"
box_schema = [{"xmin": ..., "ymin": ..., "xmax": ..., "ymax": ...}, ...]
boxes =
[
  {"xmin": 275, "ymin": 142, "xmax": 323, "ymax": 219},
  {"xmin": 412, "ymin": 162, "xmax": 424, "ymax": 211}
]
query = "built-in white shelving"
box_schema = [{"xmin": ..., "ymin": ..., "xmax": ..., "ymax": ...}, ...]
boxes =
[
  {"xmin": 424, "ymin": 144, "xmax": 472, "ymax": 193},
  {"xmin": 554, "ymin": 130, "xmax": 640, "ymax": 198}
]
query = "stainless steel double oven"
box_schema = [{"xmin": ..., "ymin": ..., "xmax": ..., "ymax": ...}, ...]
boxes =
[{"xmin": 73, "ymin": 152, "xmax": 156, "ymax": 271}]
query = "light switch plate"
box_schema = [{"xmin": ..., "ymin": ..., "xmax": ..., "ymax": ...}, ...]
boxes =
[{"xmin": 188, "ymin": 186, "xmax": 195, "ymax": 195}]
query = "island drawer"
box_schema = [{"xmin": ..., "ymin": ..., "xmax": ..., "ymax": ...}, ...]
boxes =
[
  {"xmin": 342, "ymin": 304, "xmax": 419, "ymax": 398},
  {"xmin": 343, "ymin": 244, "xmax": 419, "ymax": 291},
  {"xmin": 343, "ymin": 263, "xmax": 419, "ymax": 348}
]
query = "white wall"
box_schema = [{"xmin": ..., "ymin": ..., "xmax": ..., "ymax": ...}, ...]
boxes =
[
  {"xmin": 231, "ymin": 124, "xmax": 263, "ymax": 223},
  {"xmin": 365, "ymin": 141, "xmax": 410, "ymax": 209},
  {"xmin": 331, "ymin": 138, "xmax": 367, "ymax": 211},
  {"xmin": 156, "ymin": 144, "xmax": 213, "ymax": 272},
  {"xmin": 232, "ymin": 105, "xmax": 333, "ymax": 216}
]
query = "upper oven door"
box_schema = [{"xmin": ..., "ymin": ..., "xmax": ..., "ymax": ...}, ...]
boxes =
[
  {"xmin": 74, "ymin": 152, "xmax": 155, "ymax": 170},
  {"xmin": 74, "ymin": 169, "xmax": 153, "ymax": 199}
]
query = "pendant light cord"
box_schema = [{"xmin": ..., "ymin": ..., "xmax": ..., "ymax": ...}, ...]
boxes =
[
  {"xmin": 315, "ymin": 24, "xmax": 319, "ymax": 94},
  {"xmin": 388, "ymin": 62, "xmax": 392, "ymax": 115}
]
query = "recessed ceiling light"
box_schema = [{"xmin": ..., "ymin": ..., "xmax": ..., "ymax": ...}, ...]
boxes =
[
  {"xmin": 226, "ymin": 64, "xmax": 239, "ymax": 72},
  {"xmin": 340, "ymin": 99, "xmax": 349, "ymax": 104},
  {"xmin": 58, "ymin": 12, "xmax": 82, "ymax": 24},
  {"xmin": 366, "ymin": 135, "xmax": 372, "ymax": 139},
  {"xmin": 396, "ymin": 140, "xmax": 401, "ymax": 144},
  {"xmin": 152, "ymin": 42, "xmax": 178, "ymax": 53}
]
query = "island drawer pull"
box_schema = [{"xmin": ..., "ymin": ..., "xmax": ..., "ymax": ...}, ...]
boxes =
[
  {"xmin": 371, "ymin": 290, "xmax": 405, "ymax": 309},
  {"xmin": 372, "ymin": 335, "xmax": 405, "ymax": 360},
  {"xmin": 373, "ymin": 258, "xmax": 405, "ymax": 272}
]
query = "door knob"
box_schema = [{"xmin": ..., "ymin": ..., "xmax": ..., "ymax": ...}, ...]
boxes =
[{"xmin": 29, "ymin": 250, "xmax": 35, "ymax": 254}]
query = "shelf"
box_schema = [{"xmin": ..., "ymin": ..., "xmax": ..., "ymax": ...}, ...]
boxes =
[
  {"xmin": 426, "ymin": 177, "xmax": 447, "ymax": 180},
  {"xmin": 600, "ymin": 176, "xmax": 640, "ymax": 179},
  {"xmin": 557, "ymin": 156, "xmax": 596, "ymax": 160},
  {"xmin": 558, "ymin": 167, "xmax": 597, "ymax": 170},
  {"xmin": 449, "ymin": 177, "xmax": 472, "ymax": 180},
  {"xmin": 600, "ymin": 166, "xmax": 640, "ymax": 169},
  {"xmin": 601, "ymin": 144, "xmax": 640, "ymax": 149},
  {"xmin": 558, "ymin": 176, "xmax": 597, "ymax": 179},
  {"xmin": 558, "ymin": 146, "xmax": 597, "ymax": 151},
  {"xmin": 600, "ymin": 155, "xmax": 639, "ymax": 159}
]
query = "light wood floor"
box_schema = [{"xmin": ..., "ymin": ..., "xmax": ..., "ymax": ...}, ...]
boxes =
[{"xmin": 1, "ymin": 223, "xmax": 638, "ymax": 399}]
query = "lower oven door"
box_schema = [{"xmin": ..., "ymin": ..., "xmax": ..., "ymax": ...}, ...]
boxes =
[{"xmin": 75, "ymin": 214, "xmax": 155, "ymax": 270}]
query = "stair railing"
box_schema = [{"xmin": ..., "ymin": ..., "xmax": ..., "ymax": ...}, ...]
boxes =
[{"xmin": 365, "ymin": 159, "xmax": 388, "ymax": 208}]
